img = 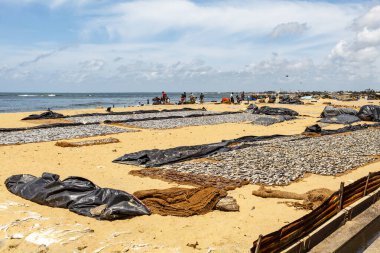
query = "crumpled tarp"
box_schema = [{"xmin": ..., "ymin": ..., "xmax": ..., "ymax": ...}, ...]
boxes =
[
  {"xmin": 251, "ymin": 115, "xmax": 296, "ymax": 126},
  {"xmin": 318, "ymin": 114, "xmax": 361, "ymax": 124},
  {"xmin": 252, "ymin": 106, "xmax": 299, "ymax": 116},
  {"xmin": 279, "ymin": 98, "xmax": 303, "ymax": 104},
  {"xmin": 113, "ymin": 135, "xmax": 285, "ymax": 167},
  {"xmin": 22, "ymin": 108, "xmax": 202, "ymax": 121},
  {"xmin": 304, "ymin": 123, "xmax": 380, "ymax": 135},
  {"xmin": 22, "ymin": 111, "xmax": 65, "ymax": 120},
  {"xmin": 357, "ymin": 105, "xmax": 380, "ymax": 121},
  {"xmin": 5, "ymin": 173, "xmax": 150, "ymax": 220},
  {"xmin": 320, "ymin": 106, "xmax": 358, "ymax": 118},
  {"xmin": 133, "ymin": 187, "xmax": 227, "ymax": 216}
]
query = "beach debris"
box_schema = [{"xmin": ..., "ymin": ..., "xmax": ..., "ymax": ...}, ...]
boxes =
[
  {"xmin": 5, "ymin": 172, "xmax": 150, "ymax": 220},
  {"xmin": 215, "ymin": 196, "xmax": 239, "ymax": 212},
  {"xmin": 133, "ymin": 187, "xmax": 227, "ymax": 217},
  {"xmin": 10, "ymin": 233, "xmax": 24, "ymax": 239},
  {"xmin": 25, "ymin": 227, "xmax": 94, "ymax": 246},
  {"xmin": 186, "ymin": 241, "xmax": 199, "ymax": 249},
  {"xmin": 55, "ymin": 137, "xmax": 120, "ymax": 147}
]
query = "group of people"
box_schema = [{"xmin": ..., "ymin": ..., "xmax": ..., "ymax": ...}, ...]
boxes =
[
  {"xmin": 179, "ymin": 92, "xmax": 205, "ymax": 104},
  {"xmin": 230, "ymin": 91, "xmax": 245, "ymax": 104}
]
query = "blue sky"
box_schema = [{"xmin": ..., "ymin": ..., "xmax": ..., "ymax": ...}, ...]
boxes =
[{"xmin": 0, "ymin": 0, "xmax": 380, "ymax": 92}]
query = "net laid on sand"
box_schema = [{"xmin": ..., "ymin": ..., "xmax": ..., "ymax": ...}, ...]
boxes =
[
  {"xmin": 130, "ymin": 168, "xmax": 249, "ymax": 191},
  {"xmin": 133, "ymin": 187, "xmax": 227, "ymax": 217}
]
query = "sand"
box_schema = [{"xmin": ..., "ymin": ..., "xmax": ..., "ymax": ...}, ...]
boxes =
[{"xmin": 0, "ymin": 99, "xmax": 379, "ymax": 253}]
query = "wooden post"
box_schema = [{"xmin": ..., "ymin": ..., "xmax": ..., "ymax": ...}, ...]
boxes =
[
  {"xmin": 338, "ymin": 182, "xmax": 345, "ymax": 211},
  {"xmin": 254, "ymin": 234, "xmax": 263, "ymax": 253},
  {"xmin": 363, "ymin": 172, "xmax": 372, "ymax": 197}
]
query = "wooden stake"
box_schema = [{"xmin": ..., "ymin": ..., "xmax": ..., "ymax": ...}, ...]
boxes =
[
  {"xmin": 254, "ymin": 234, "xmax": 263, "ymax": 253},
  {"xmin": 363, "ymin": 172, "xmax": 372, "ymax": 197},
  {"xmin": 338, "ymin": 182, "xmax": 345, "ymax": 211}
]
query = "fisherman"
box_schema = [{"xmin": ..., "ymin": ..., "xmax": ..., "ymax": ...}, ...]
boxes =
[
  {"xmin": 189, "ymin": 93, "xmax": 196, "ymax": 104},
  {"xmin": 180, "ymin": 92, "xmax": 186, "ymax": 104},
  {"xmin": 241, "ymin": 91, "xmax": 245, "ymax": 101},
  {"xmin": 200, "ymin": 93, "xmax": 204, "ymax": 104},
  {"xmin": 236, "ymin": 94, "xmax": 241, "ymax": 104},
  {"xmin": 161, "ymin": 91, "xmax": 168, "ymax": 104},
  {"xmin": 230, "ymin": 92, "xmax": 235, "ymax": 104}
]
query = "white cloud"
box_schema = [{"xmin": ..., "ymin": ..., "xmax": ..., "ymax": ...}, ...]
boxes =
[
  {"xmin": 0, "ymin": 1, "xmax": 379, "ymax": 91},
  {"xmin": 270, "ymin": 22, "xmax": 309, "ymax": 38}
]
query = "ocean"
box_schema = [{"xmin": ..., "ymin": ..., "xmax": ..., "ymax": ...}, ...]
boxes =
[{"xmin": 0, "ymin": 92, "xmax": 233, "ymax": 113}]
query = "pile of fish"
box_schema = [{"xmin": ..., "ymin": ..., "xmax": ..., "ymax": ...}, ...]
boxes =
[
  {"xmin": 163, "ymin": 128, "xmax": 380, "ymax": 185},
  {"xmin": 0, "ymin": 125, "xmax": 131, "ymax": 145}
]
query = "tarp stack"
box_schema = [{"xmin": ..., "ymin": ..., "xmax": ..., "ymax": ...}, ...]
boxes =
[
  {"xmin": 279, "ymin": 97, "xmax": 303, "ymax": 104},
  {"xmin": 357, "ymin": 105, "xmax": 380, "ymax": 122},
  {"xmin": 319, "ymin": 106, "xmax": 360, "ymax": 124}
]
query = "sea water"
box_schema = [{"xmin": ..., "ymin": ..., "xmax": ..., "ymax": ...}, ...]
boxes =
[{"xmin": 0, "ymin": 92, "xmax": 232, "ymax": 113}]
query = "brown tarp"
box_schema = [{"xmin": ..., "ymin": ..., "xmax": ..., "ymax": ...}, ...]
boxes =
[
  {"xmin": 130, "ymin": 168, "xmax": 249, "ymax": 191},
  {"xmin": 133, "ymin": 187, "xmax": 227, "ymax": 217}
]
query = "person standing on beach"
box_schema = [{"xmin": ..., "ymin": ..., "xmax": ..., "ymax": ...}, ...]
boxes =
[
  {"xmin": 200, "ymin": 93, "xmax": 204, "ymax": 103},
  {"xmin": 230, "ymin": 92, "xmax": 235, "ymax": 104},
  {"xmin": 161, "ymin": 91, "xmax": 168, "ymax": 104},
  {"xmin": 241, "ymin": 91, "xmax": 245, "ymax": 101}
]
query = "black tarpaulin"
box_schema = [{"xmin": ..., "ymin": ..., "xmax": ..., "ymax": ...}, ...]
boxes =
[
  {"xmin": 320, "ymin": 106, "xmax": 358, "ymax": 118},
  {"xmin": 5, "ymin": 173, "xmax": 150, "ymax": 220},
  {"xmin": 252, "ymin": 106, "xmax": 299, "ymax": 116},
  {"xmin": 357, "ymin": 105, "xmax": 380, "ymax": 122},
  {"xmin": 304, "ymin": 123, "xmax": 380, "ymax": 135},
  {"xmin": 22, "ymin": 111, "xmax": 65, "ymax": 120},
  {"xmin": 113, "ymin": 135, "xmax": 285, "ymax": 167},
  {"xmin": 318, "ymin": 114, "xmax": 361, "ymax": 124}
]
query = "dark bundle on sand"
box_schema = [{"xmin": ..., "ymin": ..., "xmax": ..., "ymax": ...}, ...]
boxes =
[
  {"xmin": 5, "ymin": 173, "xmax": 150, "ymax": 220},
  {"xmin": 22, "ymin": 111, "xmax": 65, "ymax": 120},
  {"xmin": 279, "ymin": 98, "xmax": 303, "ymax": 105},
  {"xmin": 357, "ymin": 105, "xmax": 380, "ymax": 122},
  {"xmin": 320, "ymin": 106, "xmax": 358, "ymax": 118},
  {"xmin": 251, "ymin": 106, "xmax": 299, "ymax": 116},
  {"xmin": 319, "ymin": 114, "xmax": 361, "ymax": 124},
  {"xmin": 251, "ymin": 115, "xmax": 296, "ymax": 126}
]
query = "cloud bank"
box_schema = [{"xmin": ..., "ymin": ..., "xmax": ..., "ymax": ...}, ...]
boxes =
[{"xmin": 0, "ymin": 0, "xmax": 379, "ymax": 91}]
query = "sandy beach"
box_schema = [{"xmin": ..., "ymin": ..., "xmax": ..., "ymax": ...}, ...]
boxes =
[{"xmin": 1, "ymin": 99, "xmax": 379, "ymax": 253}]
